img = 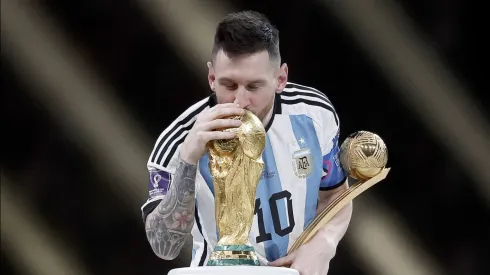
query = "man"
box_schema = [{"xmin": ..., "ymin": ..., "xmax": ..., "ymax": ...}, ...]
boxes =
[{"xmin": 142, "ymin": 11, "xmax": 353, "ymax": 275}]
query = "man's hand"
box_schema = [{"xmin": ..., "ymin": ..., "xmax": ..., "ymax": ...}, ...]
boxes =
[
  {"xmin": 180, "ymin": 103, "xmax": 244, "ymax": 165},
  {"xmin": 267, "ymin": 236, "xmax": 334, "ymax": 275},
  {"xmin": 268, "ymin": 185, "xmax": 353, "ymax": 275}
]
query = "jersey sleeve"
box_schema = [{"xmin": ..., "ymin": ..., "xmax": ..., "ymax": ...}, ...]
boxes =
[
  {"xmin": 319, "ymin": 129, "xmax": 347, "ymax": 190},
  {"xmin": 140, "ymin": 97, "xmax": 209, "ymax": 222},
  {"xmin": 141, "ymin": 166, "xmax": 174, "ymax": 222},
  {"xmin": 310, "ymin": 95, "xmax": 347, "ymax": 190}
]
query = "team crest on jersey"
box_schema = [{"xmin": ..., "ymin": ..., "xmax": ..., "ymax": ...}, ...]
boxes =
[{"xmin": 292, "ymin": 148, "xmax": 314, "ymax": 178}]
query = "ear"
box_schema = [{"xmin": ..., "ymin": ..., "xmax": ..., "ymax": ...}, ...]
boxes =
[
  {"xmin": 207, "ymin": 61, "xmax": 216, "ymax": 91},
  {"xmin": 276, "ymin": 63, "xmax": 288, "ymax": 93}
]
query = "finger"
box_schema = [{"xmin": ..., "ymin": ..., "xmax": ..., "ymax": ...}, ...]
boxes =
[
  {"xmin": 215, "ymin": 103, "xmax": 240, "ymax": 108},
  {"xmin": 267, "ymin": 254, "xmax": 295, "ymax": 267},
  {"xmin": 199, "ymin": 106, "xmax": 242, "ymax": 123},
  {"xmin": 206, "ymin": 103, "xmax": 239, "ymax": 115},
  {"xmin": 211, "ymin": 107, "xmax": 245, "ymax": 119},
  {"xmin": 204, "ymin": 119, "xmax": 242, "ymax": 131},
  {"xmin": 200, "ymin": 130, "xmax": 236, "ymax": 142}
]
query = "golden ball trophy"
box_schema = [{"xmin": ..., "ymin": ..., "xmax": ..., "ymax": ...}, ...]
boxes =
[
  {"xmin": 168, "ymin": 112, "xmax": 390, "ymax": 275},
  {"xmin": 287, "ymin": 130, "xmax": 390, "ymax": 254}
]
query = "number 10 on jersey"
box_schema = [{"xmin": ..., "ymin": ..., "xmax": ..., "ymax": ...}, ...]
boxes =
[{"xmin": 254, "ymin": 190, "xmax": 295, "ymax": 243}]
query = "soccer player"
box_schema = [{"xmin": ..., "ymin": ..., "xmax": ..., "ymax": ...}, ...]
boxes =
[{"xmin": 142, "ymin": 11, "xmax": 353, "ymax": 275}]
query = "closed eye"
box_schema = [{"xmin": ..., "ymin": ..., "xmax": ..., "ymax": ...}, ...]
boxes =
[
  {"xmin": 247, "ymin": 85, "xmax": 260, "ymax": 91},
  {"xmin": 224, "ymin": 83, "xmax": 238, "ymax": 90}
]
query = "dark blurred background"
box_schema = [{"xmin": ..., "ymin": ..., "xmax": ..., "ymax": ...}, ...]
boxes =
[{"xmin": 2, "ymin": 0, "xmax": 489, "ymax": 275}]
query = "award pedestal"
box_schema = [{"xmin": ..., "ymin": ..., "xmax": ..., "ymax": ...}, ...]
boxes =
[{"xmin": 168, "ymin": 266, "xmax": 299, "ymax": 275}]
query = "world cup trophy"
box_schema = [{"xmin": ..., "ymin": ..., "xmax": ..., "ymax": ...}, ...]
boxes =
[{"xmin": 205, "ymin": 110, "xmax": 266, "ymax": 266}]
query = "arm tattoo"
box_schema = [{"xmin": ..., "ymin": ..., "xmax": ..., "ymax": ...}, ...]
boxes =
[{"xmin": 145, "ymin": 155, "xmax": 197, "ymax": 260}]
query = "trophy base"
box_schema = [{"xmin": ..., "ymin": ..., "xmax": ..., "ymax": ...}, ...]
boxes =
[
  {"xmin": 207, "ymin": 245, "xmax": 259, "ymax": 266},
  {"xmin": 167, "ymin": 266, "xmax": 299, "ymax": 275}
]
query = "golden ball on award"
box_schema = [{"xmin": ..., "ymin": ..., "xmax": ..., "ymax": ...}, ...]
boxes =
[{"xmin": 340, "ymin": 131, "xmax": 388, "ymax": 181}]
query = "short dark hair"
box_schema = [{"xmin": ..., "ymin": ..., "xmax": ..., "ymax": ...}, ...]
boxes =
[{"xmin": 212, "ymin": 11, "xmax": 280, "ymax": 63}]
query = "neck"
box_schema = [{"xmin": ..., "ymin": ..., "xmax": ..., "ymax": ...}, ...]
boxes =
[{"xmin": 261, "ymin": 99, "xmax": 275, "ymax": 127}]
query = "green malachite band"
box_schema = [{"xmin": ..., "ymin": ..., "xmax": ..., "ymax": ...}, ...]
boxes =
[
  {"xmin": 207, "ymin": 259, "xmax": 260, "ymax": 266},
  {"xmin": 213, "ymin": 245, "xmax": 255, "ymax": 252},
  {"xmin": 207, "ymin": 245, "xmax": 260, "ymax": 266}
]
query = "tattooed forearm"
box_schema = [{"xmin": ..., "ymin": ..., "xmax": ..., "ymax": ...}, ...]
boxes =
[{"xmin": 145, "ymin": 155, "xmax": 197, "ymax": 260}]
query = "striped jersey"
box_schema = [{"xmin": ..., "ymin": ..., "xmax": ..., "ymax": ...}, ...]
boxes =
[{"xmin": 141, "ymin": 82, "xmax": 347, "ymax": 266}]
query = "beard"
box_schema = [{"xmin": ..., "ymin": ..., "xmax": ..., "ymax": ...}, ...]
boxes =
[{"xmin": 245, "ymin": 96, "xmax": 274, "ymax": 124}]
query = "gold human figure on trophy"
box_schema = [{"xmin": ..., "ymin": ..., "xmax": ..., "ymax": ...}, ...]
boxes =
[{"xmin": 206, "ymin": 110, "xmax": 266, "ymax": 266}]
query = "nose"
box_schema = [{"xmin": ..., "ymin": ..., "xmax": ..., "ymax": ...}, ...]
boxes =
[{"xmin": 233, "ymin": 88, "xmax": 251, "ymax": 109}]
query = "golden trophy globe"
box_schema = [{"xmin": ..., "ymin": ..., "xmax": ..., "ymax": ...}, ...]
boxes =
[{"xmin": 288, "ymin": 130, "xmax": 390, "ymax": 253}]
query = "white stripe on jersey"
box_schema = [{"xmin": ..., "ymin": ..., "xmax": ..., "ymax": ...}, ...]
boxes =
[
  {"xmin": 282, "ymin": 83, "xmax": 339, "ymax": 125},
  {"xmin": 157, "ymin": 131, "xmax": 188, "ymax": 170},
  {"xmin": 140, "ymin": 196, "xmax": 165, "ymax": 214},
  {"xmin": 249, "ymin": 211, "xmax": 267, "ymax": 265},
  {"xmin": 152, "ymin": 126, "xmax": 191, "ymax": 169},
  {"xmin": 190, "ymin": 169, "xmax": 218, "ymax": 266},
  {"xmin": 281, "ymin": 93, "xmax": 332, "ymax": 107},
  {"xmin": 149, "ymin": 97, "xmax": 209, "ymax": 168},
  {"xmin": 190, "ymin": 220, "xmax": 205, "ymax": 267},
  {"xmin": 268, "ymin": 115, "xmax": 307, "ymax": 251},
  {"xmin": 283, "ymin": 82, "xmax": 331, "ymax": 103},
  {"xmin": 286, "ymin": 82, "xmax": 324, "ymax": 93}
]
